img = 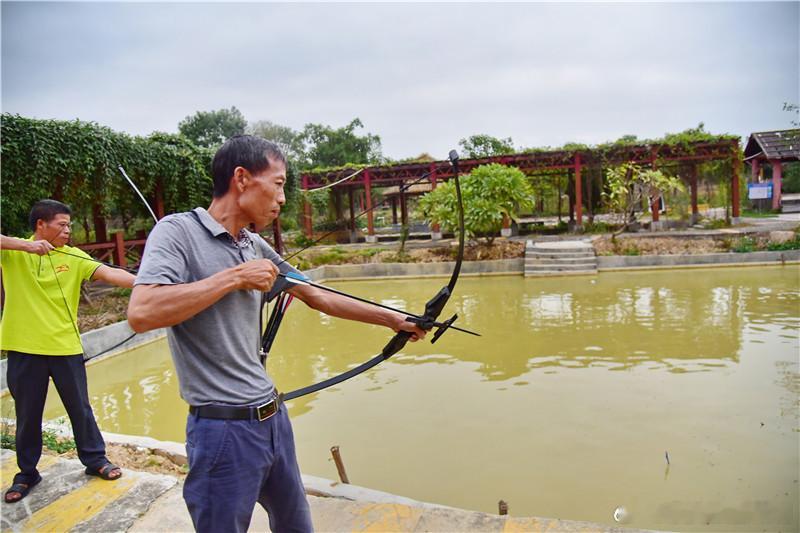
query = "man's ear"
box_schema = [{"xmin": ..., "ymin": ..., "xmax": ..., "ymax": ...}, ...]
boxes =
[{"xmin": 232, "ymin": 166, "xmax": 249, "ymax": 193}]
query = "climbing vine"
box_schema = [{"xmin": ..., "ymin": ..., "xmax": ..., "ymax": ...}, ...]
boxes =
[{"xmin": 1, "ymin": 114, "xmax": 213, "ymax": 237}]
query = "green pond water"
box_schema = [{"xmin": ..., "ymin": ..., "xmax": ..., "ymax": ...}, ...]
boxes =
[{"xmin": 5, "ymin": 266, "xmax": 799, "ymax": 531}]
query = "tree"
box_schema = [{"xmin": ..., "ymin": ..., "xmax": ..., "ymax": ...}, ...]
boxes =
[
  {"xmin": 603, "ymin": 162, "xmax": 685, "ymax": 234},
  {"xmin": 300, "ymin": 118, "xmax": 382, "ymax": 168},
  {"xmin": 178, "ymin": 106, "xmax": 246, "ymax": 147},
  {"xmin": 418, "ymin": 163, "xmax": 535, "ymax": 244},
  {"xmin": 458, "ymin": 134, "xmax": 516, "ymax": 158},
  {"xmin": 247, "ymin": 120, "xmax": 305, "ymax": 163},
  {"xmin": 246, "ymin": 120, "xmax": 305, "ymax": 208},
  {"xmin": 783, "ymin": 102, "xmax": 800, "ymax": 127},
  {"xmin": 1, "ymin": 114, "xmax": 213, "ymax": 238}
]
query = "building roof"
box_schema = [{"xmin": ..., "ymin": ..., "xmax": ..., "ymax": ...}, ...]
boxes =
[{"xmin": 744, "ymin": 129, "xmax": 800, "ymax": 162}]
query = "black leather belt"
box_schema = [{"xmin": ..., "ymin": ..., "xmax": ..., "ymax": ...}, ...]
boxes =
[{"xmin": 189, "ymin": 397, "xmax": 280, "ymax": 422}]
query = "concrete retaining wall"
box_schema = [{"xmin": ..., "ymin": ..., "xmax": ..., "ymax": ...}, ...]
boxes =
[
  {"xmin": 305, "ymin": 258, "xmax": 523, "ymax": 282},
  {"xmin": 598, "ymin": 249, "xmax": 800, "ymax": 270}
]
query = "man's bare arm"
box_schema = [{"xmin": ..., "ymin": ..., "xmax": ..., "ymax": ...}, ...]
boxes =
[
  {"xmin": 91, "ymin": 265, "xmax": 136, "ymax": 289},
  {"xmin": 127, "ymin": 259, "xmax": 278, "ymax": 332},
  {"xmin": 287, "ymin": 283, "xmax": 426, "ymax": 340},
  {"xmin": 0, "ymin": 235, "xmax": 53, "ymax": 255}
]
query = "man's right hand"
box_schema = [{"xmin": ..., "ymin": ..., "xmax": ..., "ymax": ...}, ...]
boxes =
[
  {"xmin": 232, "ymin": 259, "xmax": 279, "ymax": 292},
  {"xmin": 26, "ymin": 240, "xmax": 55, "ymax": 256}
]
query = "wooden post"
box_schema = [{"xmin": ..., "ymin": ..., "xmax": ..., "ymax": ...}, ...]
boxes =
[
  {"xmin": 330, "ymin": 446, "xmax": 349, "ymax": 484},
  {"xmin": 301, "ymin": 175, "xmax": 313, "ymax": 239},
  {"xmin": 364, "ymin": 170, "xmax": 375, "ymax": 242},
  {"xmin": 113, "ymin": 232, "xmax": 127, "ymax": 268},
  {"xmin": 391, "ymin": 197, "xmax": 398, "ymax": 225},
  {"xmin": 429, "ymin": 163, "xmax": 440, "ymax": 238},
  {"xmin": 770, "ymin": 160, "xmax": 782, "ymax": 211},
  {"xmin": 92, "ymin": 203, "xmax": 108, "ymax": 243},
  {"xmin": 567, "ymin": 169, "xmax": 575, "ymax": 223},
  {"xmin": 557, "ymin": 174, "xmax": 563, "ymax": 223},
  {"xmin": 574, "ymin": 154, "xmax": 583, "ymax": 227},
  {"xmin": 154, "ymin": 179, "xmax": 166, "ymax": 220},
  {"xmin": 348, "ymin": 187, "xmax": 357, "ymax": 243},
  {"xmin": 732, "ymin": 142, "xmax": 741, "ymax": 218},
  {"xmin": 272, "ymin": 219, "xmax": 284, "ymax": 255},
  {"xmin": 650, "ymin": 153, "xmax": 660, "ymax": 224},
  {"xmin": 400, "ymin": 181, "xmax": 408, "ymax": 227},
  {"xmin": 690, "ymin": 163, "xmax": 699, "ymax": 225},
  {"xmin": 332, "ymin": 189, "xmax": 344, "ymax": 222},
  {"xmin": 498, "ymin": 500, "xmax": 508, "ymax": 515},
  {"xmin": 751, "ymin": 159, "xmax": 761, "ymax": 183},
  {"xmin": 586, "ymin": 167, "xmax": 593, "ymax": 222}
]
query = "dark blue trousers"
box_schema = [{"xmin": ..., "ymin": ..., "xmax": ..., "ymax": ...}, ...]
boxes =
[
  {"xmin": 6, "ymin": 352, "xmax": 108, "ymax": 485},
  {"xmin": 183, "ymin": 403, "xmax": 313, "ymax": 533}
]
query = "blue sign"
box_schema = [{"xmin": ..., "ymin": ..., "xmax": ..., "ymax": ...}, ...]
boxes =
[{"xmin": 748, "ymin": 183, "xmax": 773, "ymax": 200}]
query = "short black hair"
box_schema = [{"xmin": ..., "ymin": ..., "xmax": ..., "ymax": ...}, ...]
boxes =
[
  {"xmin": 211, "ymin": 135, "xmax": 287, "ymax": 198},
  {"xmin": 29, "ymin": 199, "xmax": 71, "ymax": 231}
]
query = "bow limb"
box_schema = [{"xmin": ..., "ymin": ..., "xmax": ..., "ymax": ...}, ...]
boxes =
[
  {"xmin": 280, "ymin": 150, "xmax": 467, "ymax": 402},
  {"xmin": 378, "ymin": 149, "xmax": 466, "ymax": 358}
]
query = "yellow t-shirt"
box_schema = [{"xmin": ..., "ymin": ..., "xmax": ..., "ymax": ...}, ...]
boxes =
[{"xmin": 1, "ymin": 238, "xmax": 100, "ymax": 355}]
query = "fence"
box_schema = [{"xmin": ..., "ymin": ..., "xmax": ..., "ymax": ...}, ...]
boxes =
[{"xmin": 77, "ymin": 231, "xmax": 147, "ymax": 270}]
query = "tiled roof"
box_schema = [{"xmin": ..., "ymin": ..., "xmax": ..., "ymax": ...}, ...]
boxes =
[{"xmin": 744, "ymin": 129, "xmax": 800, "ymax": 161}]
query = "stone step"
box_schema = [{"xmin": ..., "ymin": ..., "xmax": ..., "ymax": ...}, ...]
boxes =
[
  {"xmin": 526, "ymin": 240, "xmax": 593, "ymax": 250},
  {"xmin": 524, "ymin": 239, "xmax": 599, "ymax": 278},
  {"xmin": 526, "ymin": 241, "xmax": 593, "ymax": 248},
  {"xmin": 524, "ymin": 269, "xmax": 598, "ymax": 277},
  {"xmin": 528, "ymin": 247, "xmax": 594, "ymax": 254},
  {"xmin": 526, "ymin": 258, "xmax": 597, "ymax": 266},
  {"xmin": 527, "ymin": 252, "xmax": 596, "ymax": 259},
  {"xmin": 526, "ymin": 263, "xmax": 598, "ymax": 272}
]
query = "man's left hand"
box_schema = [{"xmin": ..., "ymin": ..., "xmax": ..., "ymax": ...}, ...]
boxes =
[{"xmin": 394, "ymin": 316, "xmax": 427, "ymax": 342}]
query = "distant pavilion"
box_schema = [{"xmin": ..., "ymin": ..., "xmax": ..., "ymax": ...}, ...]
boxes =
[
  {"xmin": 744, "ymin": 129, "xmax": 800, "ymax": 210},
  {"xmin": 289, "ymin": 138, "xmax": 741, "ymax": 245}
]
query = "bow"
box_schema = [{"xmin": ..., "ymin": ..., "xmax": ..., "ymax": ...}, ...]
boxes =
[{"xmin": 280, "ymin": 150, "xmax": 466, "ymax": 401}]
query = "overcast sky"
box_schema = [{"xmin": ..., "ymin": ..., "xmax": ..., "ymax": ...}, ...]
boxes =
[{"xmin": 2, "ymin": 2, "xmax": 798, "ymax": 160}]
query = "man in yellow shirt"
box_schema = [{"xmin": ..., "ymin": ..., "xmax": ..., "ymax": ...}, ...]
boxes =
[{"xmin": 1, "ymin": 199, "xmax": 136, "ymax": 503}]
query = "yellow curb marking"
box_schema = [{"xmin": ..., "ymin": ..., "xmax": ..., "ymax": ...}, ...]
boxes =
[
  {"xmin": 21, "ymin": 476, "xmax": 135, "ymax": 531},
  {"xmin": 503, "ymin": 517, "xmax": 547, "ymax": 532},
  {"xmin": 504, "ymin": 517, "xmax": 598, "ymax": 532},
  {"xmin": 353, "ymin": 503, "xmax": 423, "ymax": 532},
  {"xmin": 1, "ymin": 454, "xmax": 58, "ymax": 485}
]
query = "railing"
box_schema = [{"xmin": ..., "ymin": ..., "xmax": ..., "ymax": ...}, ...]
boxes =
[{"xmin": 76, "ymin": 231, "xmax": 146, "ymax": 270}]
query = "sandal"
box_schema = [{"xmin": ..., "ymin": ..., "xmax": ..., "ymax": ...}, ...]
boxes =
[
  {"xmin": 85, "ymin": 462, "xmax": 122, "ymax": 481},
  {"xmin": 4, "ymin": 474, "xmax": 42, "ymax": 503}
]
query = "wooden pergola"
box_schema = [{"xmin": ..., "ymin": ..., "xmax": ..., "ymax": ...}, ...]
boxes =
[
  {"xmin": 292, "ymin": 138, "xmax": 741, "ymax": 243},
  {"xmin": 744, "ymin": 129, "xmax": 800, "ymax": 210}
]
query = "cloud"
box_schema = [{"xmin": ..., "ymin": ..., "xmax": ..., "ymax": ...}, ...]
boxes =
[{"xmin": 2, "ymin": 2, "xmax": 798, "ymax": 159}]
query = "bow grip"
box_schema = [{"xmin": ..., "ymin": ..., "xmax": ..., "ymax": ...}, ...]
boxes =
[{"xmin": 381, "ymin": 330, "xmax": 413, "ymax": 359}]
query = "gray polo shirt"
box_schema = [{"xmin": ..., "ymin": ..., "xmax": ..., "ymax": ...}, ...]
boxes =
[{"xmin": 135, "ymin": 207, "xmax": 300, "ymax": 406}]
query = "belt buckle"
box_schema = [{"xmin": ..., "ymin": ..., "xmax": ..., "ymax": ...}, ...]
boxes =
[{"xmin": 256, "ymin": 399, "xmax": 277, "ymax": 422}]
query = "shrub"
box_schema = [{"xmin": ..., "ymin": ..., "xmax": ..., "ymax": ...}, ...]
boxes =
[
  {"xmin": 293, "ymin": 234, "xmax": 315, "ymax": 249},
  {"xmin": 766, "ymin": 235, "xmax": 800, "ymax": 251},
  {"xmin": 418, "ymin": 163, "xmax": 535, "ymax": 244},
  {"xmin": 732, "ymin": 237, "xmax": 757, "ymax": 253}
]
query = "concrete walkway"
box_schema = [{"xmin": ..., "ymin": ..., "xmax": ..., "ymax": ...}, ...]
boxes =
[{"xmin": 1, "ymin": 449, "xmax": 651, "ymax": 532}]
